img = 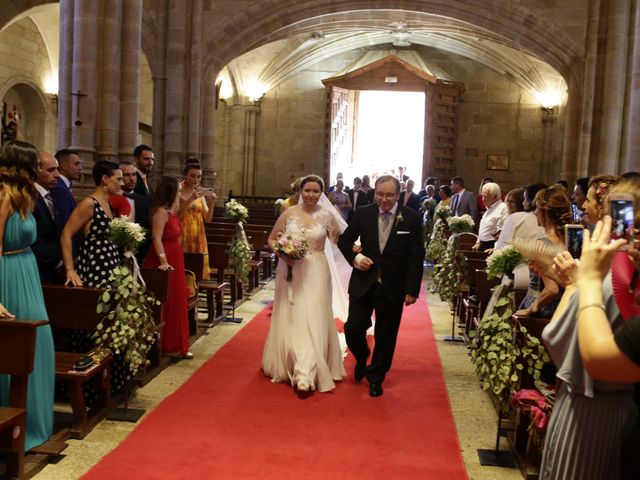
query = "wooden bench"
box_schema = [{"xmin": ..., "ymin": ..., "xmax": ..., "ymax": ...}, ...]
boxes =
[
  {"xmin": 43, "ymin": 285, "xmax": 113, "ymax": 440},
  {"xmin": 0, "ymin": 318, "xmax": 48, "ymax": 479},
  {"xmin": 137, "ymin": 268, "xmax": 171, "ymax": 385},
  {"xmin": 184, "ymin": 253, "xmax": 228, "ymax": 326},
  {"xmin": 208, "ymin": 242, "xmax": 244, "ymax": 307}
]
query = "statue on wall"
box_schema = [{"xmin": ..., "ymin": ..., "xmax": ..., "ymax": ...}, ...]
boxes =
[{"xmin": 1, "ymin": 103, "xmax": 19, "ymax": 144}]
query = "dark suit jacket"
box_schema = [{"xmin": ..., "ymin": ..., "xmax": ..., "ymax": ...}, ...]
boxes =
[
  {"xmin": 399, "ymin": 192, "xmax": 421, "ymax": 212},
  {"xmin": 134, "ymin": 172, "xmax": 153, "ymax": 198},
  {"xmin": 31, "ymin": 195, "xmax": 63, "ymax": 283},
  {"xmin": 452, "ymin": 190, "xmax": 478, "ymax": 222},
  {"xmin": 126, "ymin": 192, "xmax": 151, "ymax": 262},
  {"xmin": 338, "ymin": 203, "xmax": 424, "ymax": 303},
  {"xmin": 49, "ymin": 177, "xmax": 80, "ymax": 256},
  {"xmin": 347, "ymin": 189, "xmax": 370, "ymax": 221}
]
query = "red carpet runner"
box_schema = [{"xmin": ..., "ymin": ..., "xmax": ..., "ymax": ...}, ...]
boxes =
[{"xmin": 83, "ymin": 292, "xmax": 468, "ymax": 479}]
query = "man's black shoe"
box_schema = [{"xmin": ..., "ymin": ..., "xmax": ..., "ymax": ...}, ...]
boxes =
[
  {"xmin": 354, "ymin": 363, "xmax": 366, "ymax": 382},
  {"xmin": 369, "ymin": 383, "xmax": 383, "ymax": 397}
]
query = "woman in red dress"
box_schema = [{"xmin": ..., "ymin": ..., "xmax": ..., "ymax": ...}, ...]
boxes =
[{"xmin": 144, "ymin": 176, "xmax": 191, "ymax": 358}]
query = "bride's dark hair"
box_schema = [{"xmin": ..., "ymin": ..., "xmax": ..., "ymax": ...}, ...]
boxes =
[{"xmin": 300, "ymin": 174, "xmax": 324, "ymax": 191}]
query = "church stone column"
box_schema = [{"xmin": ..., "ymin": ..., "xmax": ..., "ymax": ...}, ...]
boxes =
[
  {"xmin": 69, "ymin": 0, "xmax": 98, "ymax": 160},
  {"xmin": 117, "ymin": 0, "xmax": 142, "ymax": 160},
  {"xmin": 624, "ymin": 4, "xmax": 640, "ymax": 172},
  {"xmin": 57, "ymin": 0, "xmax": 74, "ymax": 149}
]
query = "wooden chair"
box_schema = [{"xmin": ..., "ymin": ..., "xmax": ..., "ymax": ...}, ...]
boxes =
[
  {"xmin": 0, "ymin": 318, "xmax": 48, "ymax": 479},
  {"xmin": 43, "ymin": 285, "xmax": 113, "ymax": 440}
]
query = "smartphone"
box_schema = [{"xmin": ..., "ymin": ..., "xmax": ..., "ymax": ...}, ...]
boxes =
[
  {"xmin": 196, "ymin": 187, "xmax": 215, "ymax": 197},
  {"xmin": 565, "ymin": 224, "xmax": 584, "ymax": 259},
  {"xmin": 610, "ymin": 193, "xmax": 634, "ymax": 243}
]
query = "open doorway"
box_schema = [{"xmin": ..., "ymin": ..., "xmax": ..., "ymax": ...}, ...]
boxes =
[{"xmin": 349, "ymin": 90, "xmax": 425, "ymax": 187}]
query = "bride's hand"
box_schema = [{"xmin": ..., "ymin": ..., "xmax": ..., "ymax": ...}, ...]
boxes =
[{"xmin": 352, "ymin": 243, "xmax": 362, "ymax": 254}]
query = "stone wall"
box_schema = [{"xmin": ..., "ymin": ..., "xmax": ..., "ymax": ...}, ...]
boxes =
[
  {"xmin": 216, "ymin": 46, "xmax": 565, "ymax": 197},
  {"xmin": 0, "ymin": 17, "xmax": 56, "ymax": 152}
]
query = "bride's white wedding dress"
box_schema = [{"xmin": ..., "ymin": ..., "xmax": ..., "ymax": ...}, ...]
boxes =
[{"xmin": 262, "ymin": 209, "xmax": 347, "ymax": 392}]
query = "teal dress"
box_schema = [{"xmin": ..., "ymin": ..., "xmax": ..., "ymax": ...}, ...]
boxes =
[{"xmin": 0, "ymin": 211, "xmax": 55, "ymax": 451}]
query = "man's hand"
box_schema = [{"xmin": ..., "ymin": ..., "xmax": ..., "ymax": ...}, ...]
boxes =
[
  {"xmin": 354, "ymin": 255, "xmax": 373, "ymax": 271},
  {"xmin": 404, "ymin": 294, "xmax": 417, "ymax": 306}
]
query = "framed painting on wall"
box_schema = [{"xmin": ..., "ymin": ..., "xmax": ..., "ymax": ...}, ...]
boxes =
[{"xmin": 486, "ymin": 154, "xmax": 509, "ymax": 171}]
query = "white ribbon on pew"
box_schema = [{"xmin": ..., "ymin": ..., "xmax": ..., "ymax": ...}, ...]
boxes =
[{"xmin": 124, "ymin": 250, "xmax": 146, "ymax": 294}]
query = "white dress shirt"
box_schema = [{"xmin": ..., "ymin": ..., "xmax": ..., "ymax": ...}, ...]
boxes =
[
  {"xmin": 494, "ymin": 211, "xmax": 545, "ymax": 250},
  {"xmin": 477, "ymin": 199, "xmax": 508, "ymax": 242}
]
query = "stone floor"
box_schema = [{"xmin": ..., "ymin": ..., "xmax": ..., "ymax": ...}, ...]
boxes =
[{"xmin": 32, "ymin": 279, "xmax": 522, "ymax": 480}]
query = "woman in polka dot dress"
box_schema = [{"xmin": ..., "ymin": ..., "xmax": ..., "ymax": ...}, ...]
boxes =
[{"xmin": 61, "ymin": 160, "xmax": 126, "ymax": 395}]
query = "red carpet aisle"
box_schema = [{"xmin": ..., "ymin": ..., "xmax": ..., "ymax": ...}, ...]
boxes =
[{"xmin": 83, "ymin": 291, "xmax": 468, "ymax": 480}]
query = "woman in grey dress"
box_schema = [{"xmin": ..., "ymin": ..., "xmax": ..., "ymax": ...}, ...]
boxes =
[{"xmin": 540, "ymin": 185, "xmax": 637, "ymax": 480}]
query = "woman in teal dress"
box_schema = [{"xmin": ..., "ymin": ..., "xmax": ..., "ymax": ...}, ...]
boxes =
[{"xmin": 0, "ymin": 140, "xmax": 55, "ymax": 451}]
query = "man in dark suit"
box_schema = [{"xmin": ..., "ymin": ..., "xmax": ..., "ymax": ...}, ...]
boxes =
[
  {"xmin": 50, "ymin": 148, "xmax": 82, "ymax": 255},
  {"xmin": 450, "ymin": 176, "xmax": 478, "ymax": 222},
  {"xmin": 120, "ymin": 160, "xmax": 151, "ymax": 262},
  {"xmin": 133, "ymin": 144, "xmax": 155, "ymax": 198},
  {"xmin": 32, "ymin": 152, "xmax": 64, "ymax": 283},
  {"xmin": 399, "ymin": 179, "xmax": 421, "ymax": 211},
  {"xmin": 348, "ymin": 177, "xmax": 369, "ymax": 221},
  {"xmin": 338, "ymin": 175, "xmax": 425, "ymax": 397}
]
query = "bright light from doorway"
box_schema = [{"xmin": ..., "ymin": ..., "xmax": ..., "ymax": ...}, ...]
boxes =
[{"xmin": 353, "ymin": 90, "xmax": 425, "ymax": 186}]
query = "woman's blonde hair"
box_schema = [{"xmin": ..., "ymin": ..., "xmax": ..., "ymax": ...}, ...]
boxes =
[{"xmin": 0, "ymin": 140, "xmax": 38, "ymax": 217}]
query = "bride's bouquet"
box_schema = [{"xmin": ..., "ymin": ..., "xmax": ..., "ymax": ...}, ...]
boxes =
[{"xmin": 273, "ymin": 231, "xmax": 309, "ymax": 281}]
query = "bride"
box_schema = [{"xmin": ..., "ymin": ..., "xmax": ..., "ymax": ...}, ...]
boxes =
[{"xmin": 262, "ymin": 174, "xmax": 348, "ymax": 393}]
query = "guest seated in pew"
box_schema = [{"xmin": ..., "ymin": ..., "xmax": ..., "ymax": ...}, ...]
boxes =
[
  {"xmin": 472, "ymin": 182, "xmax": 508, "ymax": 252},
  {"xmin": 0, "ymin": 140, "xmax": 55, "ymax": 451},
  {"xmin": 492, "ymin": 187, "xmax": 545, "ymax": 251},
  {"xmin": 144, "ymin": 176, "xmax": 192, "ymax": 359},
  {"xmin": 32, "ymin": 151, "xmax": 65, "ymax": 283},
  {"xmin": 179, "ymin": 160, "xmax": 216, "ymax": 279},
  {"xmin": 538, "ymin": 192, "xmax": 638, "ymax": 479},
  {"xmin": 515, "ymin": 187, "xmax": 569, "ymax": 318}
]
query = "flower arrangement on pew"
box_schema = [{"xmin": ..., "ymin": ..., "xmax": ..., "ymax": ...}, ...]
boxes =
[
  {"xmin": 470, "ymin": 261, "xmax": 550, "ymax": 413},
  {"xmin": 426, "ymin": 205, "xmax": 451, "ymax": 262},
  {"xmin": 422, "ymin": 197, "xmax": 437, "ymax": 252},
  {"xmin": 429, "ymin": 231, "xmax": 467, "ymax": 303},
  {"xmin": 447, "ymin": 214, "xmax": 475, "ymax": 234},
  {"xmin": 224, "ymin": 199, "xmax": 252, "ymax": 284},
  {"xmin": 95, "ymin": 217, "xmax": 159, "ymax": 377},
  {"xmin": 486, "ymin": 245, "xmax": 527, "ymax": 280},
  {"xmin": 224, "ymin": 199, "xmax": 249, "ymax": 223},
  {"xmin": 274, "ymin": 198, "xmax": 285, "ymax": 217}
]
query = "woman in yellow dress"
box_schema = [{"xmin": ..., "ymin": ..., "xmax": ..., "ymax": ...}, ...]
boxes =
[
  {"xmin": 179, "ymin": 161, "xmax": 216, "ymax": 279},
  {"xmin": 281, "ymin": 177, "xmax": 302, "ymax": 213}
]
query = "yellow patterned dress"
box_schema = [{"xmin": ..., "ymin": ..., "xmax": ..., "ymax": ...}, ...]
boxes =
[{"xmin": 180, "ymin": 197, "xmax": 211, "ymax": 279}]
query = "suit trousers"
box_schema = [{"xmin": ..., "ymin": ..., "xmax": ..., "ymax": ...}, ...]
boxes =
[{"xmin": 345, "ymin": 282, "xmax": 404, "ymax": 384}]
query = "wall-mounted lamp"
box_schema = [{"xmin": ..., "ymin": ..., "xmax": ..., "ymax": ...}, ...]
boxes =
[{"xmin": 44, "ymin": 71, "xmax": 58, "ymax": 114}]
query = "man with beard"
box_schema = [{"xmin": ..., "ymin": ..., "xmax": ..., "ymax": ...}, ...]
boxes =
[{"xmin": 133, "ymin": 144, "xmax": 155, "ymax": 198}]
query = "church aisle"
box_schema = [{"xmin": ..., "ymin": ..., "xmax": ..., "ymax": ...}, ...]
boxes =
[{"xmin": 34, "ymin": 278, "xmax": 520, "ymax": 480}]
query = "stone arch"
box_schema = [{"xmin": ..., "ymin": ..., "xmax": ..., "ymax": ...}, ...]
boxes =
[
  {"xmin": 202, "ymin": 0, "xmax": 583, "ymax": 85},
  {"xmin": 0, "ymin": 77, "xmax": 50, "ymax": 150},
  {"xmin": 0, "ymin": 0, "xmax": 53, "ymax": 32}
]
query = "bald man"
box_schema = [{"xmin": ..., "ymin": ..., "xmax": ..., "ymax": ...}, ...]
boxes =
[{"xmin": 32, "ymin": 152, "xmax": 64, "ymax": 283}]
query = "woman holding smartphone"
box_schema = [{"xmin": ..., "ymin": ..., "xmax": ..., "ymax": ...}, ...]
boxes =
[
  {"xmin": 179, "ymin": 161, "xmax": 216, "ymax": 279},
  {"xmin": 540, "ymin": 180, "xmax": 636, "ymax": 479}
]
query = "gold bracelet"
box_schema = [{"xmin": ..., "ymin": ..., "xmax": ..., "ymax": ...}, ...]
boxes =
[{"xmin": 577, "ymin": 303, "xmax": 606, "ymax": 315}]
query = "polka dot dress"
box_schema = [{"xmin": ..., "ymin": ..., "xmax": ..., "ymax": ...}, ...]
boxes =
[{"xmin": 77, "ymin": 198, "xmax": 121, "ymax": 288}]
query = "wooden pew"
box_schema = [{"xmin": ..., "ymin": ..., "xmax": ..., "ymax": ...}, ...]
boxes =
[
  {"xmin": 208, "ymin": 242, "xmax": 243, "ymax": 310},
  {"xmin": 137, "ymin": 269, "xmax": 171, "ymax": 385},
  {"xmin": 184, "ymin": 252, "xmax": 228, "ymax": 326},
  {"xmin": 42, "ymin": 285, "xmax": 113, "ymax": 440},
  {"xmin": 0, "ymin": 318, "xmax": 48, "ymax": 479}
]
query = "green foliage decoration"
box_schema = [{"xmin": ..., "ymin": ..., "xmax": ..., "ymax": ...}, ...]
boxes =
[
  {"xmin": 429, "ymin": 233, "xmax": 467, "ymax": 303},
  {"xmin": 93, "ymin": 265, "xmax": 160, "ymax": 377},
  {"xmin": 226, "ymin": 227, "xmax": 252, "ymax": 285},
  {"xmin": 470, "ymin": 284, "xmax": 551, "ymax": 412}
]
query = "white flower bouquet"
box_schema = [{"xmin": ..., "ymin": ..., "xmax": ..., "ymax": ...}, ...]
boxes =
[
  {"xmin": 273, "ymin": 231, "xmax": 309, "ymax": 281},
  {"xmin": 224, "ymin": 199, "xmax": 249, "ymax": 223},
  {"xmin": 274, "ymin": 198, "xmax": 285, "ymax": 217},
  {"xmin": 447, "ymin": 214, "xmax": 475, "ymax": 233},
  {"xmin": 486, "ymin": 245, "xmax": 527, "ymax": 279},
  {"xmin": 434, "ymin": 204, "xmax": 452, "ymax": 221},
  {"xmin": 107, "ymin": 217, "xmax": 147, "ymax": 253}
]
